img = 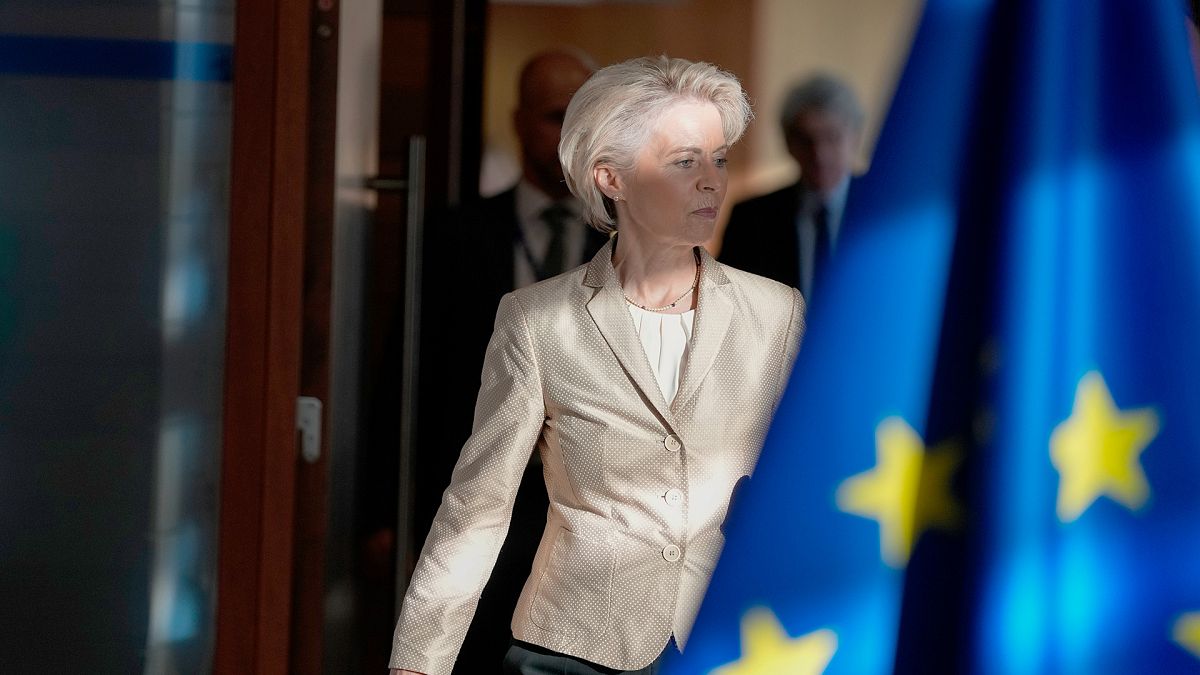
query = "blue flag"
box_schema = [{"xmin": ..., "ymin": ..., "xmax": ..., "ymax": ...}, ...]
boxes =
[{"xmin": 668, "ymin": 0, "xmax": 1200, "ymax": 673}]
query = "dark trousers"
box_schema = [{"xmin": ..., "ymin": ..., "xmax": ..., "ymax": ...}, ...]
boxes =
[{"xmin": 502, "ymin": 639, "xmax": 674, "ymax": 675}]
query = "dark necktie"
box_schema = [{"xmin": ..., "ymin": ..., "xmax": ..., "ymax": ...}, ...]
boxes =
[
  {"xmin": 540, "ymin": 202, "xmax": 571, "ymax": 280},
  {"xmin": 811, "ymin": 203, "xmax": 831, "ymax": 300}
]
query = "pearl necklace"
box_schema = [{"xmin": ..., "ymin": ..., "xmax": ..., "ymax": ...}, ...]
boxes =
[{"xmin": 622, "ymin": 257, "xmax": 702, "ymax": 313}]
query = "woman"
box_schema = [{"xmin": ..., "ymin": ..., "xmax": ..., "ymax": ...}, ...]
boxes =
[{"xmin": 390, "ymin": 56, "xmax": 804, "ymax": 675}]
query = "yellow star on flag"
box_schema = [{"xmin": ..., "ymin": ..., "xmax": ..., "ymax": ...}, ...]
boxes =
[
  {"xmin": 835, "ymin": 417, "xmax": 962, "ymax": 567},
  {"xmin": 1049, "ymin": 371, "xmax": 1159, "ymax": 523},
  {"xmin": 712, "ymin": 607, "xmax": 837, "ymax": 675},
  {"xmin": 1173, "ymin": 612, "xmax": 1200, "ymax": 659}
]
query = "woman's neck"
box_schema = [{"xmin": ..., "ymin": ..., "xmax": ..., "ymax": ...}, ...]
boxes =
[{"xmin": 612, "ymin": 230, "xmax": 699, "ymax": 313}]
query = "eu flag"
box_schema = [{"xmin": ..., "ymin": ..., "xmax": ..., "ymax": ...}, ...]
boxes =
[{"xmin": 668, "ymin": 0, "xmax": 1200, "ymax": 673}]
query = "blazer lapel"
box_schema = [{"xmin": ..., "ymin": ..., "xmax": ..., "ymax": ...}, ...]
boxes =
[
  {"xmin": 672, "ymin": 247, "xmax": 734, "ymax": 412},
  {"xmin": 583, "ymin": 241, "xmax": 676, "ymax": 425}
]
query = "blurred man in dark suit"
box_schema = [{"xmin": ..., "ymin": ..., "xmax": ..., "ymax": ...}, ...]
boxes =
[
  {"xmin": 720, "ymin": 73, "xmax": 864, "ymax": 303},
  {"xmin": 411, "ymin": 48, "xmax": 605, "ymax": 674}
]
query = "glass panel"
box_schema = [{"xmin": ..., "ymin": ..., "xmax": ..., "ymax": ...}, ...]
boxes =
[{"xmin": 0, "ymin": 2, "xmax": 234, "ymax": 672}]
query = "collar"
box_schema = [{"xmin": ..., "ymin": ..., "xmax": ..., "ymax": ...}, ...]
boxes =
[
  {"xmin": 582, "ymin": 237, "xmax": 734, "ymax": 424},
  {"xmin": 582, "ymin": 238, "xmax": 729, "ymax": 290},
  {"xmin": 800, "ymin": 176, "xmax": 851, "ymax": 216},
  {"xmin": 515, "ymin": 179, "xmax": 582, "ymax": 224}
]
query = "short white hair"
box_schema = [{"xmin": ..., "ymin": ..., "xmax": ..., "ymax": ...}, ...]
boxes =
[{"xmin": 558, "ymin": 56, "xmax": 753, "ymax": 233}]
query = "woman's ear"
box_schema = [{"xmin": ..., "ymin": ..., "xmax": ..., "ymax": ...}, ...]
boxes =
[{"xmin": 593, "ymin": 165, "xmax": 622, "ymax": 201}]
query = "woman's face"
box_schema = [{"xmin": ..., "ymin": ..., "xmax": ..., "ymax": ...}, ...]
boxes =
[{"xmin": 616, "ymin": 101, "xmax": 729, "ymax": 247}]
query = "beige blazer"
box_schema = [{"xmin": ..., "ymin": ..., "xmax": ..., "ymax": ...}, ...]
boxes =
[{"xmin": 390, "ymin": 242, "xmax": 804, "ymax": 675}]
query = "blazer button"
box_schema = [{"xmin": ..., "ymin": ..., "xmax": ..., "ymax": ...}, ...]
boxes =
[
  {"xmin": 662, "ymin": 544, "xmax": 681, "ymax": 562},
  {"xmin": 664, "ymin": 434, "xmax": 682, "ymax": 452},
  {"xmin": 664, "ymin": 489, "xmax": 683, "ymax": 507}
]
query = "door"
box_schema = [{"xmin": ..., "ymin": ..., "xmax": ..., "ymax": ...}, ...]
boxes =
[
  {"xmin": 213, "ymin": 0, "xmax": 336, "ymax": 673},
  {"xmin": 344, "ymin": 0, "xmax": 486, "ymax": 670},
  {"xmin": 216, "ymin": 0, "xmax": 486, "ymax": 672}
]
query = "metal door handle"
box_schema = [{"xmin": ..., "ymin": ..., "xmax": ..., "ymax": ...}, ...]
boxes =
[{"xmin": 363, "ymin": 176, "xmax": 407, "ymax": 192}]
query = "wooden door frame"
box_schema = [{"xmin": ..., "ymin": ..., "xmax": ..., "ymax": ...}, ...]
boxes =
[
  {"xmin": 212, "ymin": 0, "xmax": 485, "ymax": 669},
  {"xmin": 290, "ymin": 0, "xmax": 340, "ymax": 671},
  {"xmin": 214, "ymin": 0, "xmax": 313, "ymax": 672}
]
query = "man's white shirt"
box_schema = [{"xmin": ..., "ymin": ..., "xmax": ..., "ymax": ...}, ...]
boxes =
[{"xmin": 513, "ymin": 180, "xmax": 589, "ymax": 288}]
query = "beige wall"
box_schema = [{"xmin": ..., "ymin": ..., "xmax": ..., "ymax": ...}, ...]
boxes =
[
  {"xmin": 749, "ymin": 0, "xmax": 923, "ymax": 194},
  {"xmin": 483, "ymin": 0, "xmax": 923, "ymax": 244},
  {"xmin": 483, "ymin": 0, "xmax": 755, "ymax": 198}
]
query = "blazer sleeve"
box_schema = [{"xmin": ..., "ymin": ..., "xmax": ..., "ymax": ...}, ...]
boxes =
[{"xmin": 389, "ymin": 292, "xmax": 546, "ymax": 675}]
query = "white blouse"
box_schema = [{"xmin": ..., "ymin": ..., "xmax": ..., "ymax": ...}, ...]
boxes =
[{"xmin": 626, "ymin": 304, "xmax": 695, "ymax": 404}]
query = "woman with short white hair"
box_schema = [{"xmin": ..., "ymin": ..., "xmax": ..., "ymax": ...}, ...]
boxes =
[{"xmin": 390, "ymin": 55, "xmax": 804, "ymax": 675}]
